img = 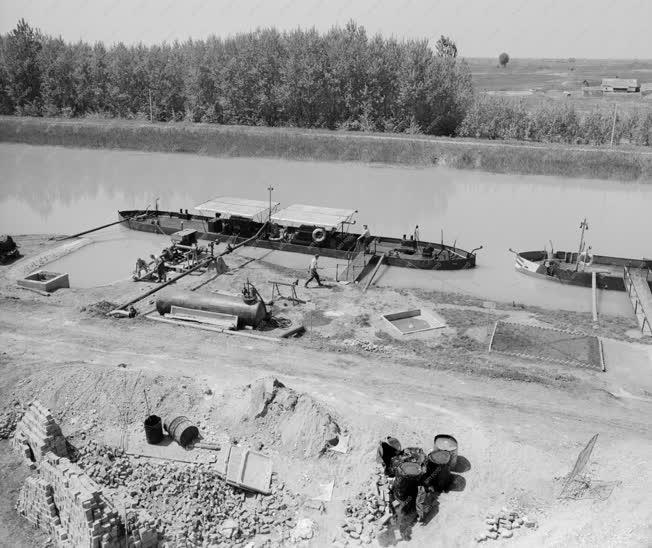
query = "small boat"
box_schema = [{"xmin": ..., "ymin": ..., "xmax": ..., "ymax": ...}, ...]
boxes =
[
  {"xmin": 119, "ymin": 197, "xmax": 481, "ymax": 271},
  {"xmin": 511, "ymin": 219, "xmax": 651, "ymax": 291}
]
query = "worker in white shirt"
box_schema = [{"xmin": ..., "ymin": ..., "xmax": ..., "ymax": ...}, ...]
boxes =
[
  {"xmin": 304, "ymin": 254, "xmax": 323, "ymax": 287},
  {"xmin": 357, "ymin": 224, "xmax": 371, "ymax": 251}
]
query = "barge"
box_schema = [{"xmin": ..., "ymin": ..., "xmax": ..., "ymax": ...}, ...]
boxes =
[
  {"xmin": 513, "ymin": 249, "xmax": 651, "ymax": 291},
  {"xmin": 511, "ymin": 219, "xmax": 651, "ymax": 292},
  {"xmin": 119, "ymin": 197, "xmax": 481, "ymax": 271}
]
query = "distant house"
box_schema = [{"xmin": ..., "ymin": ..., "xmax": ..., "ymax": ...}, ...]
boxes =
[{"xmin": 601, "ymin": 78, "xmax": 640, "ymax": 92}]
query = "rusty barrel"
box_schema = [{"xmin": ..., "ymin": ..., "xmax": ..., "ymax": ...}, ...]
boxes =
[
  {"xmin": 164, "ymin": 416, "xmax": 199, "ymax": 447},
  {"xmin": 144, "ymin": 415, "xmax": 164, "ymax": 444},
  {"xmin": 434, "ymin": 434, "xmax": 458, "ymax": 469}
]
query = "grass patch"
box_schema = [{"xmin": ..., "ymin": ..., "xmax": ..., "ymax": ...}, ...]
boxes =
[{"xmin": 2, "ymin": 116, "xmax": 652, "ymax": 181}]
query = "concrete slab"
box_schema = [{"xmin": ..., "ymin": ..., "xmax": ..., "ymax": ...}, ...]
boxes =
[{"xmin": 382, "ymin": 308, "xmax": 446, "ymax": 335}]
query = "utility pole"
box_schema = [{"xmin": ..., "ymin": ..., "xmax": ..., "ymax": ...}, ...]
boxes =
[
  {"xmin": 609, "ymin": 103, "xmax": 617, "ymax": 147},
  {"xmin": 148, "ymin": 89, "xmax": 153, "ymax": 122},
  {"xmin": 575, "ymin": 218, "xmax": 589, "ymax": 272}
]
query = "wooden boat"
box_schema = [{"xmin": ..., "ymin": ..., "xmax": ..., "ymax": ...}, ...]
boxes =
[
  {"xmin": 119, "ymin": 197, "xmax": 481, "ymax": 271},
  {"xmin": 512, "ymin": 219, "xmax": 651, "ymax": 291}
]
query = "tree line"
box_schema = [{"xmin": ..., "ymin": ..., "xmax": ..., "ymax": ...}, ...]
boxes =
[
  {"xmin": 458, "ymin": 96, "xmax": 652, "ymax": 146},
  {"xmin": 0, "ymin": 19, "xmax": 471, "ymax": 135}
]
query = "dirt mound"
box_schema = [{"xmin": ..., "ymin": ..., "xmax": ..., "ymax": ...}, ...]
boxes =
[
  {"xmin": 0, "ymin": 365, "xmax": 205, "ymax": 439},
  {"xmin": 80, "ymin": 300, "xmax": 118, "ymax": 316},
  {"xmin": 225, "ymin": 377, "xmax": 341, "ymax": 459}
]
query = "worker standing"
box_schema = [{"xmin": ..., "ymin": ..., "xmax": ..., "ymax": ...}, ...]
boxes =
[
  {"xmin": 156, "ymin": 257, "xmax": 167, "ymax": 283},
  {"xmin": 357, "ymin": 224, "xmax": 371, "ymax": 251},
  {"xmin": 304, "ymin": 254, "xmax": 323, "ymax": 287}
]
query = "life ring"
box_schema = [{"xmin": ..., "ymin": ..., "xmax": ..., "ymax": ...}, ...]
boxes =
[{"xmin": 312, "ymin": 228, "xmax": 326, "ymax": 244}]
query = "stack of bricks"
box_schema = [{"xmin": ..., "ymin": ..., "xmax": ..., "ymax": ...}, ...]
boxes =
[
  {"xmin": 12, "ymin": 400, "xmax": 68, "ymax": 463},
  {"xmin": 17, "ymin": 452, "xmax": 158, "ymax": 547}
]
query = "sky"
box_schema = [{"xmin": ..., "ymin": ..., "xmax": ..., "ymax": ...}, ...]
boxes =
[{"xmin": 1, "ymin": 0, "xmax": 651, "ymax": 59}]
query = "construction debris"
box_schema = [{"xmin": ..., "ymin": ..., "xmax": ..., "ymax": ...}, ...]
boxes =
[{"xmin": 340, "ymin": 467, "xmax": 391, "ymax": 544}]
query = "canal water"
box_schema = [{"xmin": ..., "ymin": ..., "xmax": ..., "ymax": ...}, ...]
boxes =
[{"xmin": 1, "ymin": 143, "xmax": 651, "ymax": 313}]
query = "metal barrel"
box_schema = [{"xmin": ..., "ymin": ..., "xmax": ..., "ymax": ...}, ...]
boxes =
[
  {"xmin": 392, "ymin": 461, "xmax": 422, "ymax": 502},
  {"xmin": 426, "ymin": 450, "xmax": 452, "ymax": 491},
  {"xmin": 144, "ymin": 415, "xmax": 164, "ymax": 445},
  {"xmin": 164, "ymin": 415, "xmax": 199, "ymax": 447},
  {"xmin": 434, "ymin": 434, "xmax": 458, "ymax": 469}
]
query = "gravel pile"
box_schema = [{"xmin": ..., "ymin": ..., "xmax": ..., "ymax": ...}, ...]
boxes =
[
  {"xmin": 76, "ymin": 441, "xmax": 304, "ymax": 547},
  {"xmin": 341, "ymin": 339, "xmax": 391, "ymax": 355},
  {"xmin": 476, "ymin": 507, "xmax": 538, "ymax": 542}
]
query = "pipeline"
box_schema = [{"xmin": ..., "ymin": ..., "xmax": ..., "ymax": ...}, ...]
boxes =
[
  {"xmin": 110, "ymin": 221, "xmax": 269, "ymax": 313},
  {"xmin": 58, "ymin": 211, "xmax": 150, "ymax": 241}
]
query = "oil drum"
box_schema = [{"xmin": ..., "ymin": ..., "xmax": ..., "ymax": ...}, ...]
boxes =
[
  {"xmin": 392, "ymin": 461, "xmax": 423, "ymax": 502},
  {"xmin": 164, "ymin": 416, "xmax": 199, "ymax": 447},
  {"xmin": 144, "ymin": 415, "xmax": 163, "ymax": 445},
  {"xmin": 426, "ymin": 450, "xmax": 451, "ymax": 491},
  {"xmin": 434, "ymin": 434, "xmax": 458, "ymax": 470}
]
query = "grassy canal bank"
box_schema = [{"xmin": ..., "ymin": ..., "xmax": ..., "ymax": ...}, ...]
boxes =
[{"xmin": 2, "ymin": 116, "xmax": 652, "ymax": 182}]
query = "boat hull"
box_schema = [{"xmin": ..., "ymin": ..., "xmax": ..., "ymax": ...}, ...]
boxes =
[
  {"xmin": 514, "ymin": 250, "xmax": 651, "ymax": 292},
  {"xmin": 119, "ymin": 210, "xmax": 477, "ymax": 270}
]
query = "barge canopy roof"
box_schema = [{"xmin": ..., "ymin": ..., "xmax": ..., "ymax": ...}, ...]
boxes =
[
  {"xmin": 195, "ymin": 197, "xmax": 280, "ymax": 222},
  {"xmin": 271, "ymin": 204, "xmax": 357, "ymax": 229}
]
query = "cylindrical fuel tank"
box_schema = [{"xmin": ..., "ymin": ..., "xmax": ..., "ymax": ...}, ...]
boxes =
[{"xmin": 156, "ymin": 291, "xmax": 267, "ymax": 327}]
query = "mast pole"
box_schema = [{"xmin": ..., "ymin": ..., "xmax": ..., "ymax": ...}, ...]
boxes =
[{"xmin": 575, "ymin": 218, "xmax": 589, "ymax": 272}]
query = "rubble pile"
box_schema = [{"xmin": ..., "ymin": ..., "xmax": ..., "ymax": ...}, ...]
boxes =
[
  {"xmin": 340, "ymin": 468, "xmax": 390, "ymax": 545},
  {"xmin": 476, "ymin": 508, "xmax": 538, "ymax": 542},
  {"xmin": 12, "ymin": 400, "xmax": 69, "ymax": 462},
  {"xmin": 77, "ymin": 441, "xmax": 304, "ymax": 546},
  {"xmin": 341, "ymin": 339, "xmax": 391, "ymax": 354},
  {"xmin": 16, "ymin": 452, "xmax": 157, "ymax": 548}
]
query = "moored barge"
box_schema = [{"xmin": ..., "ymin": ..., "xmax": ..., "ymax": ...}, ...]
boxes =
[{"xmin": 119, "ymin": 197, "xmax": 481, "ymax": 271}]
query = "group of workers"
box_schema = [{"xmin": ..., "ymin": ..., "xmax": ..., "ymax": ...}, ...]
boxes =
[{"xmin": 134, "ymin": 254, "xmax": 168, "ymax": 282}]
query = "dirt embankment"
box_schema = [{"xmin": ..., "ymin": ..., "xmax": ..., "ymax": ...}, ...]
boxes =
[{"xmin": 2, "ymin": 116, "xmax": 652, "ymax": 181}]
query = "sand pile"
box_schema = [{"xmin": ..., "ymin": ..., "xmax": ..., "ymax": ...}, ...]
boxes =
[{"xmin": 216, "ymin": 378, "xmax": 342, "ymax": 459}]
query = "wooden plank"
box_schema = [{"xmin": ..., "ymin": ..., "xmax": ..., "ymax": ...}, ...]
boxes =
[
  {"xmin": 363, "ymin": 253, "xmax": 385, "ymax": 292},
  {"xmin": 624, "ymin": 267, "xmax": 652, "ymax": 336}
]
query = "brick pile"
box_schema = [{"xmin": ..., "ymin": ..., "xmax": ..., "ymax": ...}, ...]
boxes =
[
  {"xmin": 12, "ymin": 400, "xmax": 68, "ymax": 462},
  {"xmin": 17, "ymin": 452, "xmax": 158, "ymax": 548},
  {"xmin": 76, "ymin": 442, "xmax": 304, "ymax": 546},
  {"xmin": 339, "ymin": 467, "xmax": 391, "ymax": 545}
]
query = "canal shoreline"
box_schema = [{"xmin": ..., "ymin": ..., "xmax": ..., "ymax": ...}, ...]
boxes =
[{"xmin": 2, "ymin": 116, "xmax": 652, "ymax": 182}]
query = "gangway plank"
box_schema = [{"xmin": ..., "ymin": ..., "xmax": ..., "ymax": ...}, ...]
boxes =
[{"xmin": 624, "ymin": 266, "xmax": 652, "ymax": 336}]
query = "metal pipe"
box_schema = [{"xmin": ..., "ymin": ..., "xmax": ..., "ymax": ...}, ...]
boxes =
[{"xmin": 59, "ymin": 212, "xmax": 149, "ymax": 240}]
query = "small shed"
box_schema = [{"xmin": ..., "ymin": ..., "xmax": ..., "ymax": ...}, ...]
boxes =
[{"xmin": 601, "ymin": 78, "xmax": 640, "ymax": 93}]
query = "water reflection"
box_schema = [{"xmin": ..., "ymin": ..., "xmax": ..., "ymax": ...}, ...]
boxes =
[{"xmin": 1, "ymin": 143, "xmax": 650, "ymax": 315}]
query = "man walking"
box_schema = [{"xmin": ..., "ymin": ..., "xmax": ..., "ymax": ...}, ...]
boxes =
[{"xmin": 305, "ymin": 254, "xmax": 323, "ymax": 287}]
